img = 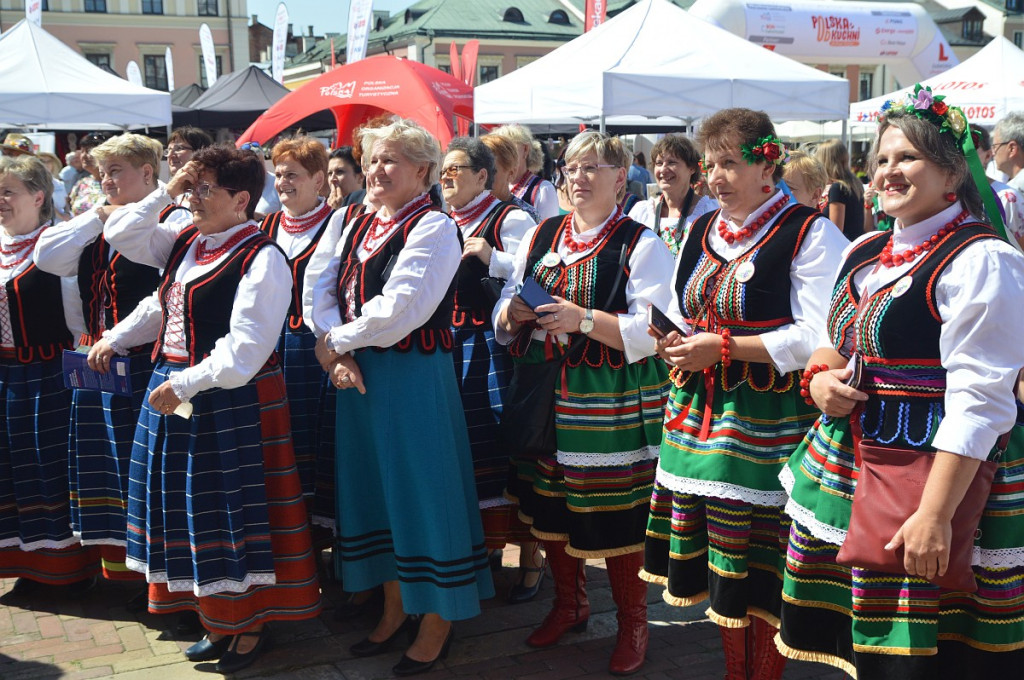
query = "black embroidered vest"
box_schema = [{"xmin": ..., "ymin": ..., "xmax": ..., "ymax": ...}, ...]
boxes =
[
  {"xmin": 452, "ymin": 201, "xmax": 517, "ymax": 329},
  {"xmin": 336, "ymin": 208, "xmax": 459, "ymax": 354},
  {"xmin": 3, "ymin": 263, "xmax": 73, "ymax": 364}
]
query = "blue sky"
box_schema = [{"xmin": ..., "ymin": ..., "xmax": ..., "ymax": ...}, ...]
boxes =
[{"xmin": 247, "ymin": 0, "xmax": 417, "ymax": 36}]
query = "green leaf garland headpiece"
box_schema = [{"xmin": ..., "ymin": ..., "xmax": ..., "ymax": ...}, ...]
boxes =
[{"xmin": 739, "ymin": 134, "xmax": 789, "ymax": 167}]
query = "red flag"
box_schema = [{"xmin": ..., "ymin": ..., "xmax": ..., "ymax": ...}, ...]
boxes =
[
  {"xmin": 330, "ymin": 38, "xmax": 336, "ymax": 68},
  {"xmin": 461, "ymin": 40, "xmax": 479, "ymax": 87},
  {"xmin": 585, "ymin": 0, "xmax": 607, "ymax": 32},
  {"xmin": 449, "ymin": 42, "xmax": 463, "ymax": 81}
]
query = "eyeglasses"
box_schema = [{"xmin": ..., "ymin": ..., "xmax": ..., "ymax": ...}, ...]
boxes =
[
  {"xmin": 440, "ymin": 164, "xmax": 473, "ymax": 179},
  {"xmin": 187, "ymin": 182, "xmax": 240, "ymax": 200},
  {"xmin": 560, "ymin": 163, "xmax": 617, "ymax": 181},
  {"xmin": 164, "ymin": 145, "xmax": 193, "ymax": 158},
  {"xmin": 240, "ymin": 142, "xmax": 262, "ymax": 152},
  {"xmin": 992, "ymin": 141, "xmax": 1012, "ymax": 153}
]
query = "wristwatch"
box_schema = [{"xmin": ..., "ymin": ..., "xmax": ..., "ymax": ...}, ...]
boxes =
[{"xmin": 579, "ymin": 309, "xmax": 595, "ymax": 334}]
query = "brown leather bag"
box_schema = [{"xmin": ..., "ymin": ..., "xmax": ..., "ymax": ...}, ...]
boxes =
[{"xmin": 836, "ymin": 439, "xmax": 1001, "ymax": 593}]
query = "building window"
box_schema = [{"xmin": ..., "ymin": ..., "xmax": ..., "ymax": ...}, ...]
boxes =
[
  {"xmin": 479, "ymin": 65, "xmax": 499, "ymax": 84},
  {"xmin": 1016, "ymin": 31, "xmax": 1024, "ymax": 48},
  {"xmin": 143, "ymin": 54, "xmax": 168, "ymax": 91},
  {"xmin": 437, "ymin": 63, "xmax": 451, "ymax": 74},
  {"xmin": 962, "ymin": 19, "xmax": 983, "ymax": 41},
  {"xmin": 85, "ymin": 53, "xmax": 112, "ymax": 70},
  {"xmin": 859, "ymin": 72, "xmax": 873, "ymax": 101},
  {"xmin": 198, "ymin": 0, "xmax": 218, "ymax": 17},
  {"xmin": 198, "ymin": 55, "xmax": 223, "ymax": 87},
  {"xmin": 84, "ymin": 0, "xmax": 107, "ymax": 12},
  {"xmin": 1008, "ymin": 0, "xmax": 1022, "ymax": 13},
  {"xmin": 549, "ymin": 10, "xmax": 570, "ymax": 25},
  {"xmin": 41, "ymin": 0, "xmax": 48, "ymax": 9},
  {"xmin": 142, "ymin": 0, "xmax": 164, "ymax": 14},
  {"xmin": 502, "ymin": 8, "xmax": 524, "ymax": 23}
]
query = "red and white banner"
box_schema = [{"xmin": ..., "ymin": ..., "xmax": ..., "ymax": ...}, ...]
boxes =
[
  {"xmin": 585, "ymin": 0, "xmax": 607, "ymax": 33},
  {"xmin": 272, "ymin": 3, "xmax": 289, "ymax": 84},
  {"xmin": 165, "ymin": 46, "xmax": 175, "ymax": 91},
  {"xmin": 26, "ymin": 0, "xmax": 42, "ymax": 26},
  {"xmin": 199, "ymin": 23, "xmax": 218, "ymax": 87},
  {"xmin": 126, "ymin": 61, "xmax": 142, "ymax": 86},
  {"xmin": 347, "ymin": 0, "xmax": 374, "ymax": 64},
  {"xmin": 461, "ymin": 40, "xmax": 479, "ymax": 88}
]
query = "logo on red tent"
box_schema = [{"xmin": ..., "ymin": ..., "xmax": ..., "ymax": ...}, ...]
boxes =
[{"xmin": 321, "ymin": 81, "xmax": 357, "ymax": 99}]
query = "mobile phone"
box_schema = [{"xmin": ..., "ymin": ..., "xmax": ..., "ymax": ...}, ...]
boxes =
[
  {"xmin": 648, "ymin": 304, "xmax": 685, "ymax": 338},
  {"xmin": 845, "ymin": 352, "xmax": 863, "ymax": 388},
  {"xmin": 517, "ymin": 278, "xmax": 556, "ymax": 316}
]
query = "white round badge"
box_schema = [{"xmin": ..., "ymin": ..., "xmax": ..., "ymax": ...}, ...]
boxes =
[
  {"xmin": 891, "ymin": 275, "xmax": 913, "ymax": 298},
  {"xmin": 735, "ymin": 261, "xmax": 755, "ymax": 283},
  {"xmin": 542, "ymin": 252, "xmax": 562, "ymax": 268}
]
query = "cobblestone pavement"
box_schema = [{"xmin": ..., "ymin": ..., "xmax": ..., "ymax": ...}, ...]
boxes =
[{"xmin": 0, "ymin": 545, "xmax": 846, "ymax": 680}]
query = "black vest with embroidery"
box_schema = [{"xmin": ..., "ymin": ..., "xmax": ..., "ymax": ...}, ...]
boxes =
[
  {"xmin": 509, "ymin": 214, "xmax": 646, "ymax": 368},
  {"xmin": 673, "ymin": 203, "xmax": 818, "ymax": 391},
  {"xmin": 153, "ymin": 226, "xmax": 282, "ymax": 365},
  {"xmin": 336, "ymin": 208, "xmax": 459, "ymax": 354},
  {"xmin": 516, "ymin": 174, "xmax": 544, "ymax": 206},
  {"xmin": 827, "ymin": 223, "xmax": 999, "ymax": 448},
  {"xmin": 261, "ymin": 204, "xmax": 352, "ymax": 334},
  {"xmin": 3, "ymin": 263, "xmax": 73, "ymax": 364},
  {"xmin": 452, "ymin": 201, "xmax": 517, "ymax": 329}
]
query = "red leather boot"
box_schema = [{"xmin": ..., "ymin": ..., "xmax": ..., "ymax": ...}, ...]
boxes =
[
  {"xmin": 720, "ymin": 624, "xmax": 749, "ymax": 680},
  {"xmin": 606, "ymin": 551, "xmax": 648, "ymax": 676},
  {"xmin": 525, "ymin": 541, "xmax": 589, "ymax": 648},
  {"xmin": 748, "ymin": 617, "xmax": 786, "ymax": 680}
]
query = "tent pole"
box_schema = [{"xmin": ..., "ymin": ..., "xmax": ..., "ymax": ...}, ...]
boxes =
[
  {"xmin": 600, "ymin": 115, "xmax": 606, "ymax": 133},
  {"xmin": 842, "ymin": 119, "xmax": 849, "ymax": 149}
]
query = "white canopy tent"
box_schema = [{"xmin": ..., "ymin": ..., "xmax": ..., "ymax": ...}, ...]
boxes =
[
  {"xmin": 0, "ymin": 20, "xmax": 171, "ymax": 130},
  {"xmin": 474, "ymin": 0, "xmax": 849, "ymax": 128},
  {"xmin": 850, "ymin": 37, "xmax": 1024, "ymax": 127}
]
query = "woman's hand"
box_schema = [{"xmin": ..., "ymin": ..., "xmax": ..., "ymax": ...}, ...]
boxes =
[
  {"xmin": 327, "ymin": 185, "xmax": 345, "ymax": 210},
  {"xmin": 809, "ymin": 367, "xmax": 868, "ymax": 417},
  {"xmin": 94, "ymin": 204, "xmax": 122, "ymax": 224},
  {"xmin": 148, "ymin": 381, "xmax": 183, "ymax": 416},
  {"xmin": 651, "ymin": 329, "xmax": 684, "ymax": 363},
  {"xmin": 660, "ymin": 332, "xmax": 724, "ymax": 372},
  {"xmin": 534, "ymin": 296, "xmax": 585, "ymax": 335},
  {"xmin": 315, "ymin": 333, "xmax": 341, "ymax": 372},
  {"xmin": 463, "ymin": 237, "xmax": 493, "ymax": 265},
  {"xmin": 166, "ymin": 161, "xmax": 201, "ymax": 200},
  {"xmin": 86, "ymin": 340, "xmax": 116, "ymax": 374},
  {"xmin": 886, "ymin": 510, "xmax": 951, "ymax": 582},
  {"xmin": 330, "ymin": 354, "xmax": 366, "ymax": 394}
]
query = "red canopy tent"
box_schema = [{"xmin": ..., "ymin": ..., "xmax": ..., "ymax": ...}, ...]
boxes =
[{"xmin": 236, "ymin": 55, "xmax": 474, "ymax": 149}]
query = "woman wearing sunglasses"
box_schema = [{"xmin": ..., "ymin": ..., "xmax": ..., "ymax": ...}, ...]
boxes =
[
  {"xmin": 90, "ymin": 145, "xmax": 321, "ymax": 674},
  {"xmin": 494, "ymin": 131, "xmax": 675, "ymax": 676}
]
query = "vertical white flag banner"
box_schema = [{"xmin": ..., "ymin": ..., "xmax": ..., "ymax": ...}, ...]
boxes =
[
  {"xmin": 199, "ymin": 23, "xmax": 218, "ymax": 87},
  {"xmin": 126, "ymin": 61, "xmax": 143, "ymax": 86},
  {"xmin": 272, "ymin": 3, "xmax": 289, "ymax": 84},
  {"xmin": 347, "ymin": 0, "xmax": 374, "ymax": 64},
  {"xmin": 165, "ymin": 47, "xmax": 176, "ymax": 92},
  {"xmin": 26, "ymin": 0, "xmax": 42, "ymax": 26}
]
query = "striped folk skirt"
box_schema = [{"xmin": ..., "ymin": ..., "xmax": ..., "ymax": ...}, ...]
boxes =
[
  {"xmin": 778, "ymin": 418, "xmax": 1024, "ymax": 677},
  {"xmin": 505, "ymin": 344, "xmax": 668, "ymax": 558},
  {"xmin": 0, "ymin": 356, "xmax": 100, "ymax": 584},
  {"xmin": 68, "ymin": 350, "xmax": 152, "ymax": 581},
  {"xmin": 333, "ymin": 348, "xmax": 494, "ymax": 622},
  {"xmin": 641, "ymin": 369, "xmax": 817, "ymax": 626},
  {"xmin": 126, "ymin": 361, "xmax": 321, "ymax": 634},
  {"xmin": 278, "ymin": 327, "xmax": 336, "ymax": 527}
]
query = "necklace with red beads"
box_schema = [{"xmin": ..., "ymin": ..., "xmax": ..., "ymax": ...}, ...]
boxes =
[
  {"xmin": 511, "ymin": 171, "xmax": 535, "ymax": 197},
  {"xmin": 717, "ymin": 194, "xmax": 789, "ymax": 245},
  {"xmin": 195, "ymin": 224, "xmax": 260, "ymax": 265},
  {"xmin": 281, "ymin": 199, "xmax": 332, "ymax": 234},
  {"xmin": 879, "ymin": 209, "xmax": 969, "ymax": 268},
  {"xmin": 564, "ymin": 206, "xmax": 623, "ymax": 253},
  {"xmin": 0, "ymin": 226, "xmax": 46, "ymax": 270},
  {"xmin": 451, "ymin": 192, "xmax": 498, "ymax": 228},
  {"xmin": 362, "ymin": 193, "xmax": 432, "ymax": 253}
]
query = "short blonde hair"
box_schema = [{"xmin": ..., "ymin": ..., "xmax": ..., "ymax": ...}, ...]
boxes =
[
  {"xmin": 91, "ymin": 133, "xmax": 162, "ymax": 171},
  {"xmin": 481, "ymin": 133, "xmax": 519, "ymax": 173},
  {"xmin": 564, "ymin": 131, "xmax": 630, "ymax": 169},
  {"xmin": 491, "ymin": 123, "xmax": 534, "ymax": 148},
  {"xmin": 359, "ymin": 118, "xmax": 441, "ymax": 187},
  {"xmin": 784, "ymin": 151, "xmax": 828, "ymax": 199}
]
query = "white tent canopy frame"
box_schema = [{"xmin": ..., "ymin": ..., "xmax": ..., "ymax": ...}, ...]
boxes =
[
  {"xmin": 474, "ymin": 0, "xmax": 849, "ymax": 129},
  {"xmin": 0, "ymin": 19, "xmax": 171, "ymax": 130}
]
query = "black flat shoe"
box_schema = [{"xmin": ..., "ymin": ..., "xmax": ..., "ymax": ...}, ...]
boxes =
[
  {"xmin": 392, "ymin": 625, "xmax": 454, "ymax": 677},
  {"xmin": 215, "ymin": 629, "xmax": 271, "ymax": 674},
  {"xmin": 507, "ymin": 560, "xmax": 547, "ymax": 604},
  {"xmin": 333, "ymin": 585, "xmax": 384, "ymax": 621},
  {"xmin": 184, "ymin": 634, "xmax": 232, "ymax": 662},
  {"xmin": 349, "ymin": 615, "xmax": 416, "ymax": 657},
  {"xmin": 488, "ymin": 548, "xmax": 504, "ymax": 572},
  {"xmin": 174, "ymin": 611, "xmax": 203, "ymax": 637}
]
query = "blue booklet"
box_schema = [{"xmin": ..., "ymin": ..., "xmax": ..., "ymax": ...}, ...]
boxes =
[{"xmin": 62, "ymin": 350, "xmax": 132, "ymax": 397}]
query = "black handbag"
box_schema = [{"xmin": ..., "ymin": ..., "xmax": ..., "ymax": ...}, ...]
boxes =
[{"xmin": 497, "ymin": 241, "xmax": 629, "ymax": 460}]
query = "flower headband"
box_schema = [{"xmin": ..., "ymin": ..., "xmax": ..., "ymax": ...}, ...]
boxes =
[{"xmin": 740, "ymin": 135, "xmax": 788, "ymax": 167}]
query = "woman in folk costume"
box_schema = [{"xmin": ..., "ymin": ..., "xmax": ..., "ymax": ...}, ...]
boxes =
[
  {"xmin": 492, "ymin": 124, "xmax": 559, "ymax": 222},
  {"xmin": 89, "ymin": 145, "xmax": 321, "ymax": 674},
  {"xmin": 494, "ymin": 131, "xmax": 675, "ymax": 675},
  {"xmin": 0, "ymin": 155, "xmax": 99, "ymax": 600},
  {"xmin": 310, "ymin": 119, "xmax": 493, "ymax": 677},
  {"xmin": 639, "ymin": 108, "xmax": 847, "ymax": 680},
  {"xmin": 777, "ymin": 88, "xmax": 1024, "ymax": 679},
  {"xmin": 34, "ymin": 133, "xmax": 173, "ymax": 584}
]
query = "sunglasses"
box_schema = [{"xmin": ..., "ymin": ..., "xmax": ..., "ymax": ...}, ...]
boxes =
[{"xmin": 240, "ymin": 142, "xmax": 262, "ymax": 152}]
